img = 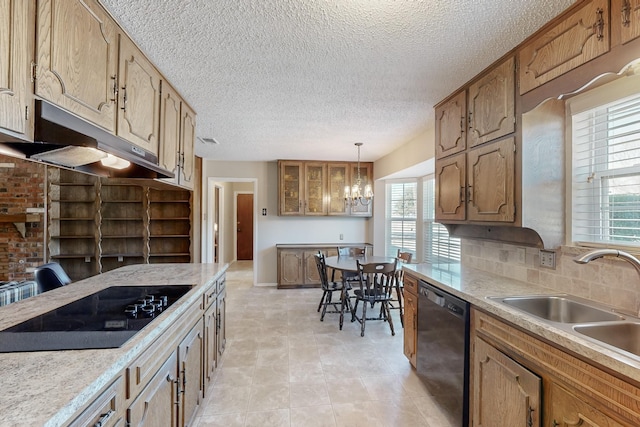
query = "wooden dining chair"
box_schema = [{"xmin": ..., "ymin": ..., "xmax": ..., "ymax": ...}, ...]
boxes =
[
  {"xmin": 315, "ymin": 252, "xmax": 351, "ymax": 321},
  {"xmin": 390, "ymin": 250, "xmax": 413, "ymax": 327},
  {"xmin": 334, "ymin": 246, "xmax": 366, "ymax": 282},
  {"xmin": 351, "ymin": 259, "xmax": 398, "ymax": 337}
]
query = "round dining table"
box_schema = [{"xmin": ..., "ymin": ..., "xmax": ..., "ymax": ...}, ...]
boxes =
[{"xmin": 324, "ymin": 255, "xmax": 397, "ymax": 329}]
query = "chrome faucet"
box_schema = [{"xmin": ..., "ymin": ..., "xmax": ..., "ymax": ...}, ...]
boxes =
[{"xmin": 574, "ymin": 249, "xmax": 640, "ymax": 276}]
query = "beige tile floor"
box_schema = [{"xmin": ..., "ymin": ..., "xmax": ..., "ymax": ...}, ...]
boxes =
[{"xmin": 194, "ymin": 261, "xmax": 457, "ymax": 427}]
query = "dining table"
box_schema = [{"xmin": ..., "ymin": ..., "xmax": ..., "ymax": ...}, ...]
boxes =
[{"xmin": 324, "ymin": 255, "xmax": 397, "ymax": 330}]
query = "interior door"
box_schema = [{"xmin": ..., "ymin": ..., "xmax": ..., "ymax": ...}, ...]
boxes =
[{"xmin": 236, "ymin": 193, "xmax": 253, "ymax": 260}]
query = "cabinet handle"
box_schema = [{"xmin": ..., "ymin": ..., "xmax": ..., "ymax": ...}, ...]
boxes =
[
  {"xmin": 551, "ymin": 421, "xmax": 559, "ymax": 427},
  {"xmin": 110, "ymin": 75, "xmax": 118, "ymax": 102},
  {"xmin": 181, "ymin": 367, "xmax": 187, "ymax": 391},
  {"xmin": 595, "ymin": 8, "xmax": 605, "ymax": 41},
  {"xmin": 622, "ymin": 0, "xmax": 631, "ymax": 26},
  {"xmin": 468, "ymin": 112, "xmax": 473, "ymax": 130},
  {"xmin": 527, "ymin": 406, "xmax": 534, "ymax": 427},
  {"xmin": 467, "ymin": 185, "xmax": 473, "ymax": 202},
  {"xmin": 121, "ymin": 86, "xmax": 128, "ymax": 111},
  {"xmin": 460, "ymin": 186, "xmax": 465, "ymax": 202},
  {"xmin": 93, "ymin": 409, "xmax": 114, "ymax": 427}
]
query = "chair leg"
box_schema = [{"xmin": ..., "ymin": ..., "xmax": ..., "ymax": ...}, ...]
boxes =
[
  {"xmin": 320, "ymin": 291, "xmax": 331, "ymax": 321},
  {"xmin": 384, "ymin": 301, "xmax": 395, "ymax": 336},
  {"xmin": 351, "ymin": 298, "xmax": 359, "ymax": 322},
  {"xmin": 397, "ymin": 284, "xmax": 404, "ymax": 328},
  {"xmin": 317, "ymin": 290, "xmax": 327, "ymax": 312},
  {"xmin": 360, "ymin": 300, "xmax": 367, "ymax": 337}
]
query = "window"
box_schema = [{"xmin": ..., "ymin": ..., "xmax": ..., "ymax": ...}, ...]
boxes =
[
  {"xmin": 386, "ymin": 181, "xmax": 417, "ymax": 256},
  {"xmin": 572, "ymin": 90, "xmax": 640, "ymax": 247},
  {"xmin": 423, "ymin": 176, "xmax": 460, "ymax": 263}
]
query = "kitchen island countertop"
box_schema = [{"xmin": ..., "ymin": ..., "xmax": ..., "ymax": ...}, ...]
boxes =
[{"xmin": 0, "ymin": 263, "xmax": 227, "ymax": 427}]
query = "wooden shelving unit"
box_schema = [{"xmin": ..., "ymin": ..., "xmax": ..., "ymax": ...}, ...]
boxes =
[{"xmin": 148, "ymin": 188, "xmax": 192, "ymax": 264}]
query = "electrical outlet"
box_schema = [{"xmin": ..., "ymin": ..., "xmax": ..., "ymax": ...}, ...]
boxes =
[{"xmin": 540, "ymin": 250, "xmax": 556, "ymax": 269}]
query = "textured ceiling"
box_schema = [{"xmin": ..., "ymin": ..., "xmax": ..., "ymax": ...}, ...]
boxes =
[{"xmin": 99, "ymin": 0, "xmax": 575, "ymax": 163}]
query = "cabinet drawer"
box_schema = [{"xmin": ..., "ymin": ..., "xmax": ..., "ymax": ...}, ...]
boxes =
[
  {"xmin": 403, "ymin": 273, "xmax": 418, "ymax": 295},
  {"xmin": 203, "ymin": 280, "xmax": 217, "ymax": 308},
  {"xmin": 67, "ymin": 377, "xmax": 124, "ymax": 427}
]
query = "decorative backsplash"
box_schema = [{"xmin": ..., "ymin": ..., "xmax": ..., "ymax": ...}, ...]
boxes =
[{"xmin": 462, "ymin": 240, "xmax": 640, "ymax": 315}]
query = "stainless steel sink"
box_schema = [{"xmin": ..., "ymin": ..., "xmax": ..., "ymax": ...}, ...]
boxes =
[
  {"xmin": 490, "ymin": 295, "xmax": 625, "ymax": 323},
  {"xmin": 574, "ymin": 322, "xmax": 640, "ymax": 358}
]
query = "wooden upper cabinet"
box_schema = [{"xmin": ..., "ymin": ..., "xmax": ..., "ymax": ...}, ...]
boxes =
[
  {"xmin": 179, "ymin": 104, "xmax": 196, "ymax": 190},
  {"xmin": 327, "ymin": 163, "xmax": 349, "ymax": 215},
  {"xmin": 435, "ymin": 91, "xmax": 466, "ymax": 159},
  {"xmin": 467, "ymin": 57, "xmax": 515, "ymax": 148},
  {"xmin": 0, "ymin": 0, "xmax": 34, "ymax": 139},
  {"xmin": 159, "ymin": 82, "xmax": 181, "ymax": 177},
  {"xmin": 304, "ymin": 162, "xmax": 327, "ymax": 215},
  {"xmin": 279, "ymin": 161, "xmax": 304, "ymax": 215},
  {"xmin": 467, "ymin": 137, "xmax": 515, "ymax": 222},
  {"xmin": 117, "ymin": 34, "xmax": 161, "ymax": 156},
  {"xmin": 620, "ymin": 0, "xmax": 640, "ymax": 44},
  {"xmin": 519, "ymin": 0, "xmax": 610, "ymax": 95},
  {"xmin": 35, "ymin": 0, "xmax": 118, "ymax": 132},
  {"xmin": 435, "ymin": 153, "xmax": 466, "ymax": 222}
]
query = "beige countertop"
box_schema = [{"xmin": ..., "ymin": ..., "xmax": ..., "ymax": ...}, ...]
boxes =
[
  {"xmin": 403, "ymin": 263, "xmax": 640, "ymax": 384},
  {"xmin": 0, "ymin": 263, "xmax": 227, "ymax": 427}
]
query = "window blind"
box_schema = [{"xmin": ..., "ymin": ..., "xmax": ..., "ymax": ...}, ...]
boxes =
[
  {"xmin": 572, "ymin": 92, "xmax": 640, "ymax": 246},
  {"xmin": 422, "ymin": 176, "xmax": 460, "ymax": 263},
  {"xmin": 385, "ymin": 181, "xmax": 417, "ymax": 257}
]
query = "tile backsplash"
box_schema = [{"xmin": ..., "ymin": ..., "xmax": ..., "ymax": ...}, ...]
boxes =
[{"xmin": 462, "ymin": 240, "xmax": 640, "ymax": 315}]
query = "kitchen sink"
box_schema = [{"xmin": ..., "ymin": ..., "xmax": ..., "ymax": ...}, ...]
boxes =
[
  {"xmin": 489, "ymin": 295, "xmax": 625, "ymax": 323},
  {"xmin": 574, "ymin": 322, "xmax": 640, "ymax": 358}
]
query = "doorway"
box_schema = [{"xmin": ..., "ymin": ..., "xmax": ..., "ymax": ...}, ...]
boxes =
[{"xmin": 236, "ymin": 193, "xmax": 253, "ymax": 260}]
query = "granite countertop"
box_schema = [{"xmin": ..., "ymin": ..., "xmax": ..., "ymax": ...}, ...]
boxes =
[
  {"xmin": 403, "ymin": 263, "xmax": 640, "ymax": 383},
  {"xmin": 0, "ymin": 263, "xmax": 227, "ymax": 427},
  {"xmin": 276, "ymin": 242, "xmax": 373, "ymax": 248}
]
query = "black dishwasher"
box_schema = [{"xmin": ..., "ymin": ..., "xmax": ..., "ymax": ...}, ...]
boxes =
[{"xmin": 417, "ymin": 280, "xmax": 469, "ymax": 427}]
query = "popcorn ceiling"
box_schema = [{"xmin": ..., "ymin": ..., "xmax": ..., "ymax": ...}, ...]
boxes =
[{"xmin": 99, "ymin": 0, "xmax": 575, "ymax": 162}]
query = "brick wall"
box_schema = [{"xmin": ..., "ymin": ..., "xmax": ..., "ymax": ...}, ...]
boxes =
[{"xmin": 0, "ymin": 155, "xmax": 46, "ymax": 281}]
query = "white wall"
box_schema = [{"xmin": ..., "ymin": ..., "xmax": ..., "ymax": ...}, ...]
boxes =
[{"xmin": 202, "ymin": 160, "xmax": 371, "ymax": 285}]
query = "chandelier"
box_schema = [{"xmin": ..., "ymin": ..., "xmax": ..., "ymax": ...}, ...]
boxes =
[{"xmin": 344, "ymin": 142, "xmax": 373, "ymax": 206}]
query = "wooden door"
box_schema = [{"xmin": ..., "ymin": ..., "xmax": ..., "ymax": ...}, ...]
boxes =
[
  {"xmin": 620, "ymin": 0, "xmax": 640, "ymax": 43},
  {"xmin": 117, "ymin": 34, "xmax": 160, "ymax": 155},
  {"xmin": 435, "ymin": 153, "xmax": 466, "ymax": 221},
  {"xmin": 179, "ymin": 104, "xmax": 196, "ymax": 189},
  {"xmin": 519, "ymin": 0, "xmax": 610, "ymax": 94},
  {"xmin": 403, "ymin": 291, "xmax": 417, "ymax": 368},
  {"xmin": 472, "ymin": 338, "xmax": 541, "ymax": 427},
  {"xmin": 547, "ymin": 382, "xmax": 625, "ymax": 427},
  {"xmin": 203, "ymin": 302, "xmax": 217, "ymax": 388},
  {"xmin": 236, "ymin": 193, "xmax": 253, "ymax": 260},
  {"xmin": 304, "ymin": 162, "xmax": 327, "ymax": 215},
  {"xmin": 127, "ymin": 350, "xmax": 178, "ymax": 427},
  {"xmin": 0, "ymin": 0, "xmax": 34, "ymax": 139},
  {"xmin": 159, "ymin": 82, "xmax": 181, "ymax": 179},
  {"xmin": 35, "ymin": 0, "xmax": 118, "ymax": 132},
  {"xmin": 279, "ymin": 161, "xmax": 304, "ymax": 215},
  {"xmin": 327, "ymin": 163, "xmax": 349, "ymax": 215},
  {"xmin": 435, "ymin": 91, "xmax": 466, "ymax": 159},
  {"xmin": 468, "ymin": 57, "xmax": 515, "ymax": 148},
  {"xmin": 467, "ymin": 137, "xmax": 515, "ymax": 222},
  {"xmin": 178, "ymin": 323, "xmax": 203, "ymax": 427}
]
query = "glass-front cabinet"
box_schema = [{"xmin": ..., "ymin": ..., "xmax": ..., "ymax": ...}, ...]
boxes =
[
  {"xmin": 304, "ymin": 163, "xmax": 327, "ymax": 215},
  {"xmin": 279, "ymin": 161, "xmax": 304, "ymax": 215},
  {"xmin": 328, "ymin": 163, "xmax": 348, "ymax": 215}
]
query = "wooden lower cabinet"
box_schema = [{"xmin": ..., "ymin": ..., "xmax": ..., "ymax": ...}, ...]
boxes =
[
  {"xmin": 68, "ymin": 377, "xmax": 125, "ymax": 427},
  {"xmin": 204, "ymin": 301, "xmax": 218, "ymax": 387},
  {"xmin": 217, "ymin": 283, "xmax": 227, "ymax": 360},
  {"xmin": 471, "ymin": 308, "xmax": 640, "ymax": 427},
  {"xmin": 402, "ymin": 273, "xmax": 418, "ymax": 368}
]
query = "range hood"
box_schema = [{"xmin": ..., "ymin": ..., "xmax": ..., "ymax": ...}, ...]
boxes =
[{"xmin": 0, "ymin": 100, "xmax": 174, "ymax": 179}]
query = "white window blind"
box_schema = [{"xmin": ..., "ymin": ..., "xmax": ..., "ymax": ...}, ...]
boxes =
[
  {"xmin": 572, "ymin": 92, "xmax": 640, "ymax": 246},
  {"xmin": 423, "ymin": 176, "xmax": 460, "ymax": 263},
  {"xmin": 385, "ymin": 181, "xmax": 417, "ymax": 257}
]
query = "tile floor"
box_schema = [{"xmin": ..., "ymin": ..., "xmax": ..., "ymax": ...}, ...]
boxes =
[{"xmin": 193, "ymin": 261, "xmax": 457, "ymax": 427}]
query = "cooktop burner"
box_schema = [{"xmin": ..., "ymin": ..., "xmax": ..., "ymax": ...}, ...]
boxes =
[{"xmin": 0, "ymin": 285, "xmax": 193, "ymax": 352}]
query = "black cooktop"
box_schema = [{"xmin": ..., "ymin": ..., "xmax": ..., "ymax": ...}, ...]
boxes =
[{"xmin": 0, "ymin": 285, "xmax": 193, "ymax": 352}]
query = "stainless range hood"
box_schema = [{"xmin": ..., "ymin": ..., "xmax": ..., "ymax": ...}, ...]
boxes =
[{"xmin": 0, "ymin": 100, "xmax": 174, "ymax": 179}]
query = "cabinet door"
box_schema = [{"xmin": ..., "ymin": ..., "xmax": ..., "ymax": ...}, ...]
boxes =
[
  {"xmin": 348, "ymin": 162, "xmax": 373, "ymax": 217},
  {"xmin": 468, "ymin": 57, "xmax": 515, "ymax": 148},
  {"xmin": 279, "ymin": 161, "xmax": 304, "ymax": 215},
  {"xmin": 435, "ymin": 91, "xmax": 466, "ymax": 159},
  {"xmin": 217, "ymin": 288, "xmax": 226, "ymax": 359},
  {"xmin": 403, "ymin": 291, "xmax": 417, "ymax": 368},
  {"xmin": 117, "ymin": 34, "xmax": 160, "ymax": 155},
  {"xmin": 620, "ymin": 0, "xmax": 640, "ymax": 43},
  {"xmin": 127, "ymin": 350, "xmax": 178, "ymax": 427},
  {"xmin": 519, "ymin": 0, "xmax": 609, "ymax": 94},
  {"xmin": 472, "ymin": 338, "xmax": 541, "ymax": 427},
  {"xmin": 204, "ymin": 302, "xmax": 217, "ymax": 388},
  {"xmin": 159, "ymin": 82, "xmax": 181, "ymax": 179},
  {"xmin": 35, "ymin": 0, "xmax": 118, "ymax": 132},
  {"xmin": 303, "ymin": 250, "xmax": 321, "ymax": 285},
  {"xmin": 547, "ymin": 382, "xmax": 626, "ymax": 427},
  {"xmin": 327, "ymin": 163, "xmax": 349, "ymax": 215},
  {"xmin": 179, "ymin": 103, "xmax": 196, "ymax": 190},
  {"xmin": 278, "ymin": 250, "xmax": 303, "ymax": 286},
  {"xmin": 304, "ymin": 162, "xmax": 327, "ymax": 215},
  {"xmin": 178, "ymin": 322, "xmax": 203, "ymax": 427},
  {"xmin": 435, "ymin": 153, "xmax": 466, "ymax": 221},
  {"xmin": 467, "ymin": 137, "xmax": 515, "ymax": 222},
  {"xmin": 0, "ymin": 0, "xmax": 34, "ymax": 139}
]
